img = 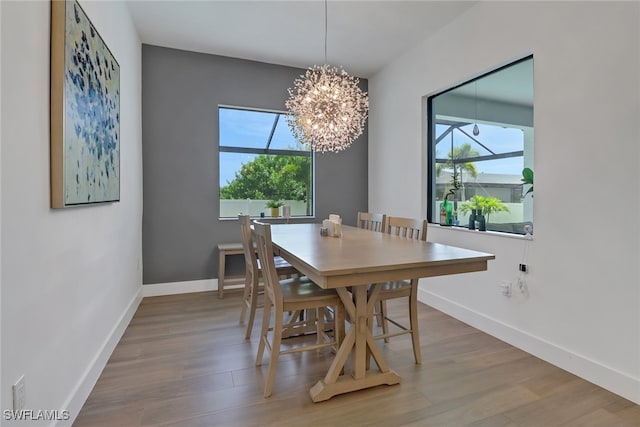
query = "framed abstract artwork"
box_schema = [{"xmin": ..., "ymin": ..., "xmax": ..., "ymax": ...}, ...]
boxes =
[{"xmin": 50, "ymin": 0, "xmax": 120, "ymax": 208}]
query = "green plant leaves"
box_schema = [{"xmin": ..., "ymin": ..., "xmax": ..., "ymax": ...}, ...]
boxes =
[
  {"xmin": 521, "ymin": 167, "xmax": 534, "ymax": 196},
  {"xmin": 458, "ymin": 195, "xmax": 510, "ymax": 221}
]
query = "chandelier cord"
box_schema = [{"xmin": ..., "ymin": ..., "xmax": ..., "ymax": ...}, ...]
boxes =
[
  {"xmin": 475, "ymin": 81, "xmax": 478, "ymax": 122},
  {"xmin": 473, "ymin": 80, "xmax": 480, "ymax": 136},
  {"xmin": 324, "ymin": 0, "xmax": 328, "ymax": 64},
  {"xmin": 285, "ymin": 0, "xmax": 368, "ymax": 153}
]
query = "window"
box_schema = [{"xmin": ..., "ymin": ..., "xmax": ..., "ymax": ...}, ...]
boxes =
[
  {"xmin": 426, "ymin": 56, "xmax": 534, "ymax": 234},
  {"xmin": 219, "ymin": 106, "xmax": 313, "ymax": 218}
]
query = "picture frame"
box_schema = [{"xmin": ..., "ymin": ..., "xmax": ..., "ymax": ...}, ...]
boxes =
[{"xmin": 50, "ymin": 0, "xmax": 120, "ymax": 208}]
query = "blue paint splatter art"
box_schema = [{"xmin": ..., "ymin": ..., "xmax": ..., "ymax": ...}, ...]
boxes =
[{"xmin": 63, "ymin": 1, "xmax": 120, "ymax": 205}]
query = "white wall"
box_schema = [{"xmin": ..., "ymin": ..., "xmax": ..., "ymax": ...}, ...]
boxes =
[
  {"xmin": 1, "ymin": 1, "xmax": 142, "ymax": 425},
  {"xmin": 369, "ymin": 1, "xmax": 640, "ymax": 404}
]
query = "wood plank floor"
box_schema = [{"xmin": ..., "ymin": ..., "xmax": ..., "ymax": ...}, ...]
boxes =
[{"xmin": 74, "ymin": 291, "xmax": 639, "ymax": 426}]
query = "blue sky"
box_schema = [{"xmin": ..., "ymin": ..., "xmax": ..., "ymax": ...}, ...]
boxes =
[
  {"xmin": 219, "ymin": 107, "xmax": 304, "ymax": 187},
  {"xmin": 435, "ymin": 123, "xmax": 525, "ymax": 176},
  {"xmin": 219, "ymin": 108, "xmax": 526, "ymax": 188}
]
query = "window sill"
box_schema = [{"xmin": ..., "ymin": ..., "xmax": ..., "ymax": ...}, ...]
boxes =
[
  {"xmin": 428, "ymin": 223, "xmax": 534, "ymax": 241},
  {"xmin": 218, "ymin": 216, "xmax": 316, "ymax": 222}
]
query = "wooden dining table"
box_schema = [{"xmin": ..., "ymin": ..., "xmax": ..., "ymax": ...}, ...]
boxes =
[{"xmin": 269, "ymin": 223, "xmax": 495, "ymax": 402}]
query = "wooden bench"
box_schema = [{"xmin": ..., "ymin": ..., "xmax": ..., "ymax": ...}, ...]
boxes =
[{"xmin": 217, "ymin": 242, "xmax": 246, "ymax": 298}]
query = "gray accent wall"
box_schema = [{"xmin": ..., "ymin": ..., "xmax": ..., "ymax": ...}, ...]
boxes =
[{"xmin": 142, "ymin": 45, "xmax": 368, "ymax": 284}]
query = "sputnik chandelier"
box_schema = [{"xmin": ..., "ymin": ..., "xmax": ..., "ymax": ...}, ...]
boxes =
[{"xmin": 285, "ymin": 1, "xmax": 368, "ymax": 153}]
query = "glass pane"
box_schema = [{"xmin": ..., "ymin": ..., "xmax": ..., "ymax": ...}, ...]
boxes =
[
  {"xmin": 219, "ymin": 108, "xmax": 277, "ymax": 149},
  {"xmin": 219, "ymin": 151, "xmax": 312, "ymax": 217},
  {"xmin": 435, "ymin": 123, "xmax": 525, "ymax": 229},
  {"xmin": 219, "ymin": 106, "xmax": 314, "ymax": 218},
  {"xmin": 269, "ymin": 115, "xmax": 307, "ymax": 151}
]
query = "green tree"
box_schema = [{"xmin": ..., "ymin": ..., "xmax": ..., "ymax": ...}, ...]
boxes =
[
  {"xmin": 280, "ymin": 156, "xmax": 312, "ymax": 213},
  {"xmin": 220, "ymin": 155, "xmax": 311, "ymax": 213},
  {"xmin": 436, "ymin": 143, "xmax": 479, "ymax": 201}
]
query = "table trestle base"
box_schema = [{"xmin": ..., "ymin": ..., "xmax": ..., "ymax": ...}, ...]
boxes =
[{"xmin": 310, "ymin": 371, "xmax": 401, "ymax": 402}]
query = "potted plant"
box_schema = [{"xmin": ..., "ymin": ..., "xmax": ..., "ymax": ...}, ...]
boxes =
[
  {"xmin": 458, "ymin": 196, "xmax": 482, "ymax": 229},
  {"xmin": 266, "ymin": 200, "xmax": 283, "ymax": 217},
  {"xmin": 477, "ymin": 196, "xmax": 510, "ymax": 223},
  {"xmin": 459, "ymin": 195, "xmax": 510, "ymax": 230}
]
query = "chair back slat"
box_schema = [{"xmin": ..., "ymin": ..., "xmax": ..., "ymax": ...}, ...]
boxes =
[
  {"xmin": 384, "ymin": 216, "xmax": 428, "ymax": 241},
  {"xmin": 357, "ymin": 212, "xmax": 387, "ymax": 232},
  {"xmin": 238, "ymin": 214, "xmax": 259, "ymax": 277},
  {"xmin": 251, "ymin": 221, "xmax": 282, "ymax": 307}
]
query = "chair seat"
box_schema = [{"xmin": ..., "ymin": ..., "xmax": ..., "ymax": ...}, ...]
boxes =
[
  {"xmin": 274, "ymin": 256, "xmax": 293, "ymax": 269},
  {"xmin": 257, "ymin": 256, "xmax": 294, "ymax": 271},
  {"xmin": 378, "ymin": 280, "xmax": 411, "ymax": 293},
  {"xmin": 280, "ymin": 277, "xmax": 340, "ymax": 302}
]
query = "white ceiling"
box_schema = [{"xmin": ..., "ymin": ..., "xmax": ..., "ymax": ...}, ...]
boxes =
[{"xmin": 126, "ymin": 0, "xmax": 476, "ymax": 78}]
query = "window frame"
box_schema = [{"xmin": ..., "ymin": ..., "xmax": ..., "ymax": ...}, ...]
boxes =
[
  {"xmin": 425, "ymin": 56, "xmax": 533, "ymax": 235},
  {"xmin": 218, "ymin": 105, "xmax": 315, "ymax": 219}
]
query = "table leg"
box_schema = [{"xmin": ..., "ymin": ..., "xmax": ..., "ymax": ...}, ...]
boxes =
[{"xmin": 309, "ymin": 284, "xmax": 400, "ymax": 402}]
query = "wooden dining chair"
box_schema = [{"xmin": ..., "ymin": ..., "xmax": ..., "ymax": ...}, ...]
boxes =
[
  {"xmin": 356, "ymin": 212, "xmax": 387, "ymax": 327},
  {"xmin": 252, "ymin": 220, "xmax": 345, "ymax": 398},
  {"xmin": 356, "ymin": 211, "xmax": 386, "ymax": 232},
  {"xmin": 238, "ymin": 215, "xmax": 298, "ymax": 340},
  {"xmin": 372, "ymin": 216, "xmax": 428, "ymax": 364}
]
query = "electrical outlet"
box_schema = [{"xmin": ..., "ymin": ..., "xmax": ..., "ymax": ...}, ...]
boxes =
[
  {"xmin": 516, "ymin": 277, "xmax": 529, "ymax": 295},
  {"xmin": 13, "ymin": 375, "xmax": 26, "ymax": 411},
  {"xmin": 500, "ymin": 281, "xmax": 512, "ymax": 297}
]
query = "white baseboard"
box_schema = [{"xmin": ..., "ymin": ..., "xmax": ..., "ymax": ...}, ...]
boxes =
[
  {"xmin": 57, "ymin": 287, "xmax": 143, "ymax": 427},
  {"xmin": 142, "ymin": 278, "xmax": 224, "ymax": 297},
  {"xmin": 418, "ymin": 288, "xmax": 640, "ymax": 405}
]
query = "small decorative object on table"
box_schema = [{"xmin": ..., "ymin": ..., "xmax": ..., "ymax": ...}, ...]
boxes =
[{"xmin": 322, "ymin": 214, "xmax": 342, "ymax": 237}]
